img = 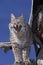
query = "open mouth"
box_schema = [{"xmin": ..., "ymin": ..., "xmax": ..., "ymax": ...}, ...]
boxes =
[{"xmin": 13, "ymin": 25, "xmax": 22, "ymax": 32}]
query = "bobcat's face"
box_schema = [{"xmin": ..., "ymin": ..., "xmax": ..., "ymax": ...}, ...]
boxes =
[
  {"xmin": 9, "ymin": 14, "xmax": 27, "ymax": 39},
  {"xmin": 10, "ymin": 19, "xmax": 23, "ymax": 33}
]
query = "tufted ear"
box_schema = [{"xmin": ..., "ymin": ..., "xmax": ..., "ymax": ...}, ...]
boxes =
[
  {"xmin": 19, "ymin": 14, "xmax": 24, "ymax": 20},
  {"xmin": 11, "ymin": 13, "xmax": 16, "ymax": 23}
]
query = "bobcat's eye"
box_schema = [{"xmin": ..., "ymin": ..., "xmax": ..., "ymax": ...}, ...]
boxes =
[
  {"xmin": 19, "ymin": 25, "xmax": 22, "ymax": 29},
  {"xmin": 18, "ymin": 23, "xmax": 22, "ymax": 28},
  {"xmin": 14, "ymin": 24, "xmax": 16, "ymax": 28}
]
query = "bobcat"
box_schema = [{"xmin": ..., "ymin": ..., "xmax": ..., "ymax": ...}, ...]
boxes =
[{"xmin": 9, "ymin": 13, "xmax": 33, "ymax": 65}]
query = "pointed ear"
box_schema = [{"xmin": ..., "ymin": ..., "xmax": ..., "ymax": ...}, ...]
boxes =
[
  {"xmin": 11, "ymin": 13, "xmax": 15, "ymax": 23},
  {"xmin": 19, "ymin": 14, "xmax": 24, "ymax": 20}
]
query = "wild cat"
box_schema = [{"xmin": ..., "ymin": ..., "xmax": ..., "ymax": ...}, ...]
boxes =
[{"xmin": 9, "ymin": 14, "xmax": 33, "ymax": 65}]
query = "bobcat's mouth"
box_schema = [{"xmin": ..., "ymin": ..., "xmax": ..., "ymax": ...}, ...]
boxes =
[{"xmin": 13, "ymin": 25, "xmax": 22, "ymax": 32}]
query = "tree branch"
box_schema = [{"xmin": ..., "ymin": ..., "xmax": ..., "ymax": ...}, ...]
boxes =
[{"xmin": 0, "ymin": 42, "xmax": 12, "ymax": 47}]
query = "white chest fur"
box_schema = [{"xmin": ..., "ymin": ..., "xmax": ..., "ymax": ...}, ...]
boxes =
[{"xmin": 10, "ymin": 30, "xmax": 26, "ymax": 46}]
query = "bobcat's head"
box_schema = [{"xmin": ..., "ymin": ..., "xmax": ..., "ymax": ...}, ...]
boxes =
[{"xmin": 9, "ymin": 14, "xmax": 27, "ymax": 34}]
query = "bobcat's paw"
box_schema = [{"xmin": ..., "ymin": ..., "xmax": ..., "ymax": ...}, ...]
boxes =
[
  {"xmin": 14, "ymin": 61, "xmax": 25, "ymax": 65},
  {"xmin": 24, "ymin": 60, "xmax": 31, "ymax": 65}
]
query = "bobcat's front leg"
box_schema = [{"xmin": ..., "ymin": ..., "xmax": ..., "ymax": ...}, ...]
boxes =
[
  {"xmin": 22, "ymin": 47, "xmax": 31, "ymax": 65},
  {"xmin": 12, "ymin": 43, "xmax": 22, "ymax": 63}
]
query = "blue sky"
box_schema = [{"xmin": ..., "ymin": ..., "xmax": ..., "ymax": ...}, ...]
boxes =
[{"xmin": 0, "ymin": 0, "xmax": 36, "ymax": 65}]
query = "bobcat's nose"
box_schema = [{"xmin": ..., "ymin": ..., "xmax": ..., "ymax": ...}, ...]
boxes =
[{"xmin": 16, "ymin": 25, "xmax": 19, "ymax": 32}]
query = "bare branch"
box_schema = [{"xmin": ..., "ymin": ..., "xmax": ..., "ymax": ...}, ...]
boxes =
[{"xmin": 0, "ymin": 42, "xmax": 12, "ymax": 47}]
